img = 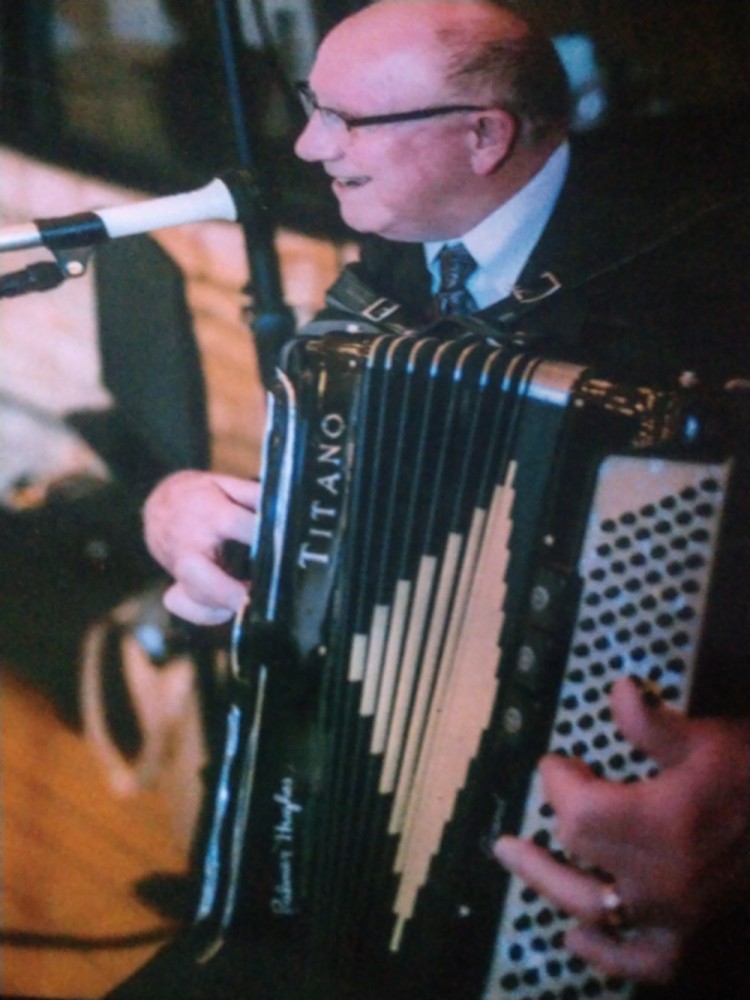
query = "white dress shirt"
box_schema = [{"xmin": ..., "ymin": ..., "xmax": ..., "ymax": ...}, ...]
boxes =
[{"xmin": 424, "ymin": 141, "xmax": 570, "ymax": 310}]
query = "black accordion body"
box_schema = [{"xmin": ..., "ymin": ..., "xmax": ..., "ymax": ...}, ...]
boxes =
[{"xmin": 112, "ymin": 316, "xmax": 744, "ymax": 1000}]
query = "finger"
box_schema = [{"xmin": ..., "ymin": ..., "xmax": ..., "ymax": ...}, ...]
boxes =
[
  {"xmin": 494, "ymin": 836, "xmax": 614, "ymax": 925},
  {"xmin": 539, "ymin": 750, "xmax": 598, "ymax": 790},
  {"xmin": 538, "ymin": 677, "xmax": 694, "ymax": 859},
  {"xmin": 143, "ymin": 472, "xmax": 259, "ymax": 564},
  {"xmin": 609, "ymin": 676, "xmax": 691, "ymax": 770},
  {"xmin": 213, "ymin": 501, "xmax": 258, "ymax": 549},
  {"xmin": 213, "ymin": 474, "xmax": 262, "ymax": 510},
  {"xmin": 539, "ymin": 751, "xmax": 629, "ymax": 831},
  {"xmin": 163, "ymin": 583, "xmax": 236, "ymax": 626},
  {"xmin": 165, "ymin": 554, "xmax": 249, "ymax": 619},
  {"xmin": 566, "ymin": 923, "xmax": 682, "ymax": 984},
  {"xmin": 536, "ymin": 756, "xmax": 649, "ymax": 883}
]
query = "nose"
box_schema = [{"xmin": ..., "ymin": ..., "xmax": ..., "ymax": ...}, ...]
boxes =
[{"xmin": 294, "ymin": 114, "xmax": 345, "ymax": 163}]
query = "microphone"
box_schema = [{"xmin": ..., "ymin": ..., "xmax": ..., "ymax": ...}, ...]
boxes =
[{"xmin": 0, "ymin": 170, "xmax": 257, "ymax": 254}]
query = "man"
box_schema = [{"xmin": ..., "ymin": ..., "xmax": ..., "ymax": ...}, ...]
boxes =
[{"xmin": 143, "ymin": 0, "xmax": 750, "ymax": 993}]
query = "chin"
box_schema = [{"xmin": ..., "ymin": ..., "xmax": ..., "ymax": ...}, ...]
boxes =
[
  {"xmin": 350, "ymin": 219, "xmax": 420, "ymax": 242},
  {"xmin": 339, "ymin": 205, "xmax": 402, "ymax": 241}
]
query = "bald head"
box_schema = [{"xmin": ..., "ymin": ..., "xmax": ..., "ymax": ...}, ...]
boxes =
[
  {"xmin": 295, "ymin": 0, "xmax": 569, "ymax": 241},
  {"xmin": 320, "ymin": 1, "xmax": 570, "ymax": 146},
  {"xmin": 325, "ymin": 1, "xmax": 527, "ymax": 51}
]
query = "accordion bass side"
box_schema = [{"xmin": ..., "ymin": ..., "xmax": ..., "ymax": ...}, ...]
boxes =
[{"xmin": 126, "ymin": 320, "xmax": 744, "ymax": 1000}]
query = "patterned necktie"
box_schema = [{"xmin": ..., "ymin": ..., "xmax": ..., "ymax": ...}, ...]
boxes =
[{"xmin": 434, "ymin": 242, "xmax": 478, "ymax": 316}]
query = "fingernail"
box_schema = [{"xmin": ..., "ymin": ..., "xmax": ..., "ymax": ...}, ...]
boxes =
[
  {"xmin": 629, "ymin": 675, "xmax": 662, "ymax": 708},
  {"xmin": 493, "ymin": 836, "xmax": 519, "ymax": 868}
]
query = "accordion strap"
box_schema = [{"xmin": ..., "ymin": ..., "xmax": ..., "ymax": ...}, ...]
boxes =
[
  {"xmin": 323, "ymin": 266, "xmax": 416, "ymax": 332},
  {"xmin": 320, "ymin": 258, "xmax": 572, "ymax": 343},
  {"xmin": 317, "ymin": 189, "xmax": 748, "ymax": 343},
  {"xmin": 490, "ymin": 188, "xmax": 750, "ymax": 327}
]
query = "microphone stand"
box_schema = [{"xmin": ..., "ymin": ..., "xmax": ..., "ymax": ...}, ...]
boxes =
[
  {"xmin": 1, "ymin": 0, "xmax": 297, "ymax": 385},
  {"xmin": 213, "ymin": 0, "xmax": 296, "ymax": 389}
]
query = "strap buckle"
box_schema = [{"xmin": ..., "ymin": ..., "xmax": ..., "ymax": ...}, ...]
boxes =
[
  {"xmin": 511, "ymin": 270, "xmax": 562, "ymax": 304},
  {"xmin": 361, "ymin": 296, "xmax": 402, "ymax": 322}
]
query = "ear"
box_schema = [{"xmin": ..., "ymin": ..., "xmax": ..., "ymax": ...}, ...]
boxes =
[{"xmin": 468, "ymin": 109, "xmax": 517, "ymax": 174}]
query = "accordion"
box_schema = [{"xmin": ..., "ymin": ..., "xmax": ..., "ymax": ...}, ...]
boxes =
[{"xmin": 112, "ymin": 317, "xmax": 744, "ymax": 1000}]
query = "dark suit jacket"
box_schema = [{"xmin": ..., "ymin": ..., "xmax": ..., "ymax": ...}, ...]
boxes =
[{"xmin": 344, "ymin": 140, "xmax": 750, "ymax": 390}]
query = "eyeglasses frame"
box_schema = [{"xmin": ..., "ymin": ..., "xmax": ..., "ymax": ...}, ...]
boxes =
[{"xmin": 295, "ymin": 80, "xmax": 496, "ymax": 132}]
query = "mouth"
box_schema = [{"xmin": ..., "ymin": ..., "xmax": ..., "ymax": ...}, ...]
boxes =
[{"xmin": 331, "ymin": 176, "xmax": 369, "ymax": 193}]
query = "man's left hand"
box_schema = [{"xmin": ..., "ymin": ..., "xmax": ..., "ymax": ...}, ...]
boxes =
[{"xmin": 494, "ymin": 675, "xmax": 750, "ymax": 983}]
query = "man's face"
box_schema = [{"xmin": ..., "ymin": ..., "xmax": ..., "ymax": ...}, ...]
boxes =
[{"xmin": 294, "ymin": 21, "xmax": 482, "ymax": 242}]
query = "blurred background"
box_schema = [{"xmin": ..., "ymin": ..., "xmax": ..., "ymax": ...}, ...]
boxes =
[
  {"xmin": 2, "ymin": 0, "xmax": 749, "ymax": 227},
  {"xmin": 0, "ymin": 2, "xmax": 748, "ymax": 997}
]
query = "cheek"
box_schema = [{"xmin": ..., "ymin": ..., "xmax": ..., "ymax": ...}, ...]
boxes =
[
  {"xmin": 344, "ymin": 132, "xmax": 470, "ymax": 239},
  {"xmin": 379, "ymin": 145, "xmax": 462, "ymax": 210},
  {"xmin": 401, "ymin": 133, "xmax": 469, "ymax": 197},
  {"xmin": 384, "ymin": 162, "xmax": 468, "ymax": 239}
]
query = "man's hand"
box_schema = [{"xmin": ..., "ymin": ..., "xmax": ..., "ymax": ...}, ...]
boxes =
[
  {"xmin": 494, "ymin": 676, "xmax": 750, "ymax": 983},
  {"xmin": 143, "ymin": 470, "xmax": 261, "ymax": 625}
]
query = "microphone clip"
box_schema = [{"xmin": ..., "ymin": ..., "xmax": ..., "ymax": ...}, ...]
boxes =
[
  {"xmin": 0, "ymin": 245, "xmax": 93, "ymax": 299},
  {"xmin": 48, "ymin": 243, "xmax": 95, "ymax": 279}
]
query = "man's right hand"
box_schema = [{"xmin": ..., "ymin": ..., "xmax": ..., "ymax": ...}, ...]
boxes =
[{"xmin": 142, "ymin": 470, "xmax": 261, "ymax": 625}]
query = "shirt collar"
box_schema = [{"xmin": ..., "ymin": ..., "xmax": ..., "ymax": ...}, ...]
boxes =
[{"xmin": 425, "ymin": 141, "xmax": 570, "ymax": 307}]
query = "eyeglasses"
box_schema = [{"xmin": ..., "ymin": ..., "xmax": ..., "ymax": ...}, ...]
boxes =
[{"xmin": 295, "ymin": 81, "xmax": 493, "ymax": 132}]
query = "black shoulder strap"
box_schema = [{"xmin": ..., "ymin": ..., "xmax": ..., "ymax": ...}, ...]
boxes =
[
  {"xmin": 486, "ymin": 188, "xmax": 750, "ymax": 330},
  {"xmin": 322, "ymin": 265, "xmax": 416, "ymax": 332},
  {"xmin": 315, "ymin": 190, "xmax": 748, "ymax": 340}
]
